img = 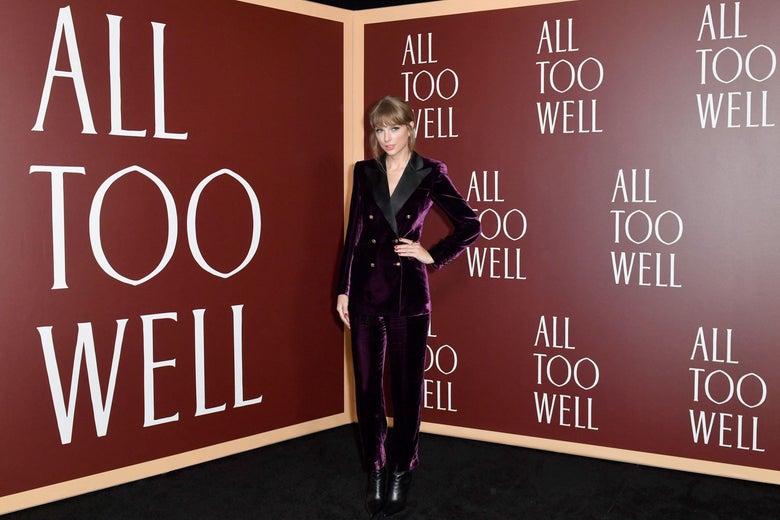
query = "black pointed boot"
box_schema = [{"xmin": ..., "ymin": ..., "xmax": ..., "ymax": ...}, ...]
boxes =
[
  {"xmin": 383, "ymin": 470, "xmax": 412, "ymax": 517},
  {"xmin": 365, "ymin": 468, "xmax": 386, "ymax": 516}
]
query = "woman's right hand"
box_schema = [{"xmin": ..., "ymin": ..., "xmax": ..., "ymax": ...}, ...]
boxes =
[{"xmin": 336, "ymin": 294, "xmax": 350, "ymax": 329}]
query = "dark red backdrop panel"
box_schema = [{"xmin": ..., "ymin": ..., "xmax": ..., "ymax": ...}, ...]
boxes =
[
  {"xmin": 0, "ymin": 0, "xmax": 344, "ymax": 497},
  {"xmin": 364, "ymin": 0, "xmax": 780, "ymax": 472}
]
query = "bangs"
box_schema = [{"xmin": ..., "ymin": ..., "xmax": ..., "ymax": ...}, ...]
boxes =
[
  {"xmin": 368, "ymin": 96, "xmax": 413, "ymax": 129},
  {"xmin": 370, "ymin": 113, "xmax": 406, "ymax": 129}
]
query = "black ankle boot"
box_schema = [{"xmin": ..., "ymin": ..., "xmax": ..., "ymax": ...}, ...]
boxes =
[
  {"xmin": 383, "ymin": 470, "xmax": 412, "ymax": 516},
  {"xmin": 365, "ymin": 468, "xmax": 386, "ymax": 516}
]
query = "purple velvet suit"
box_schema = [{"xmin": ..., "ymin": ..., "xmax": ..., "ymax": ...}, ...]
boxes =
[{"xmin": 337, "ymin": 152, "xmax": 480, "ymax": 472}]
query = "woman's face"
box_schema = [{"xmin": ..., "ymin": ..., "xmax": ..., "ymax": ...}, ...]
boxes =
[{"xmin": 374, "ymin": 122, "xmax": 412, "ymax": 158}]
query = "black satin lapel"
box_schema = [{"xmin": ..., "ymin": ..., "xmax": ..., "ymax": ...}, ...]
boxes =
[
  {"xmin": 367, "ymin": 160, "xmax": 398, "ymax": 235},
  {"xmin": 390, "ymin": 154, "xmax": 431, "ymax": 217}
]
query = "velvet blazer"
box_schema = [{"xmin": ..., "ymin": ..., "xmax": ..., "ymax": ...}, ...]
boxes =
[{"xmin": 337, "ymin": 153, "xmax": 480, "ymax": 317}]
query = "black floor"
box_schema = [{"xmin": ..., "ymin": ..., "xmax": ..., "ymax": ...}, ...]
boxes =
[{"xmin": 6, "ymin": 425, "xmax": 780, "ymax": 519}]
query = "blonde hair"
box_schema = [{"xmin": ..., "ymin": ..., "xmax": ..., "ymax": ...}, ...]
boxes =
[{"xmin": 368, "ymin": 96, "xmax": 415, "ymax": 159}]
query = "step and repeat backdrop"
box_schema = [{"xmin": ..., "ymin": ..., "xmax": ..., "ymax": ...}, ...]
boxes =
[
  {"xmin": 363, "ymin": 0, "xmax": 780, "ymax": 480},
  {"xmin": 2, "ymin": 0, "xmax": 778, "ymax": 510},
  {"xmin": 0, "ymin": 0, "xmax": 344, "ymax": 506}
]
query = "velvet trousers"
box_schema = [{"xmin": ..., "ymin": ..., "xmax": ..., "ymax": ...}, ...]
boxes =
[{"xmin": 350, "ymin": 313, "xmax": 429, "ymax": 473}]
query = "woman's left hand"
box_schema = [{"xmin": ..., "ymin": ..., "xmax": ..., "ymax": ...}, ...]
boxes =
[{"xmin": 395, "ymin": 238, "xmax": 434, "ymax": 265}]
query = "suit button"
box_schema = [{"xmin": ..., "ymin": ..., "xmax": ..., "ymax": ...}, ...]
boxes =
[
  {"xmin": 371, "ymin": 239, "xmax": 376, "ymax": 244},
  {"xmin": 368, "ymin": 214, "xmax": 374, "ymax": 220},
  {"xmin": 370, "ymin": 262, "xmax": 376, "ymax": 268},
  {"xmin": 394, "ymin": 262, "xmax": 401, "ymax": 267},
  {"xmin": 406, "ymin": 214, "xmax": 411, "ymax": 219}
]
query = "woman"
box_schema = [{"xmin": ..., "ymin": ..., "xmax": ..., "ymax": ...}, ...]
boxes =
[{"xmin": 336, "ymin": 96, "xmax": 480, "ymax": 517}]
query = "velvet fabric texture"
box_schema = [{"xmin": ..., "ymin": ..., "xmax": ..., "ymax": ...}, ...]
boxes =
[
  {"xmin": 337, "ymin": 152, "xmax": 479, "ymax": 474},
  {"xmin": 350, "ymin": 313, "xmax": 429, "ymax": 472},
  {"xmin": 337, "ymin": 153, "xmax": 481, "ymax": 316}
]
